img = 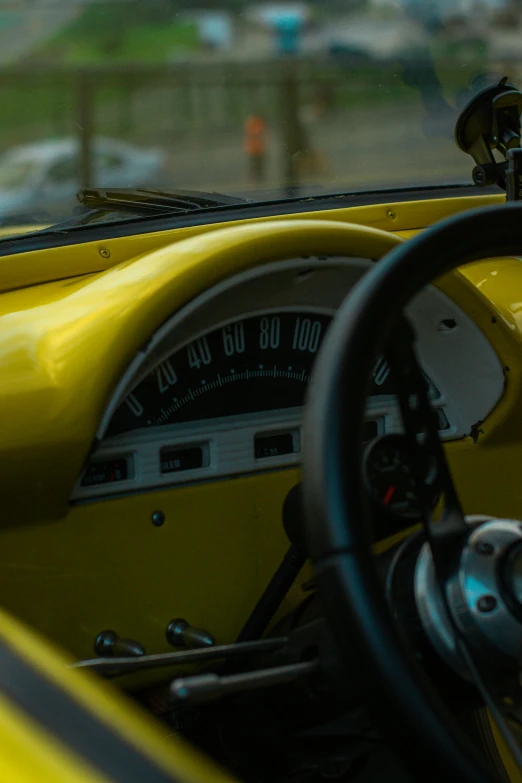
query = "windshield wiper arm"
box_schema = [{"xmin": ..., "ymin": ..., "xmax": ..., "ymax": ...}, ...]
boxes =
[
  {"xmin": 77, "ymin": 187, "xmax": 251, "ymax": 215},
  {"xmin": 33, "ymin": 186, "xmax": 254, "ymax": 234}
]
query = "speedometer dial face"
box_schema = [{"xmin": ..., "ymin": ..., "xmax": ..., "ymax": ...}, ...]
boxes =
[{"xmin": 107, "ymin": 310, "xmax": 395, "ymax": 437}]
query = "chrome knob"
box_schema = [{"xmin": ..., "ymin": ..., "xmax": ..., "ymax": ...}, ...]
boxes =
[{"xmin": 166, "ymin": 619, "xmax": 215, "ymax": 649}]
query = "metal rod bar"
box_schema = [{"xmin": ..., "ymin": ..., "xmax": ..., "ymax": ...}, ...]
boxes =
[
  {"xmin": 170, "ymin": 659, "xmax": 318, "ymax": 704},
  {"xmin": 70, "ymin": 636, "xmax": 288, "ymax": 676}
]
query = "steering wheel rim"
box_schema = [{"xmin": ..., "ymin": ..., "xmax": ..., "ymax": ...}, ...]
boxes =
[{"xmin": 302, "ymin": 203, "xmax": 522, "ymax": 782}]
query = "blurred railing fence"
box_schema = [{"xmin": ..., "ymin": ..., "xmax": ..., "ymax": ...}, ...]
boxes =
[
  {"xmin": 2, "ymin": 57, "xmax": 521, "ymax": 190},
  {"xmin": 0, "ymin": 58, "xmax": 416, "ymax": 190}
]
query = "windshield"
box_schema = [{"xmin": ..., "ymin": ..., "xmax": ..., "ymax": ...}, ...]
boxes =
[
  {"xmin": 0, "ymin": 158, "xmax": 40, "ymax": 189},
  {"xmin": 0, "ymin": 0, "xmax": 515, "ymax": 228}
]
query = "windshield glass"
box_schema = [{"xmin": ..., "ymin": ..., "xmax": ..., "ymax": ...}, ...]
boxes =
[
  {"xmin": 0, "ymin": 158, "xmax": 40, "ymax": 189},
  {"xmin": 0, "ymin": 0, "xmax": 515, "ymax": 228}
]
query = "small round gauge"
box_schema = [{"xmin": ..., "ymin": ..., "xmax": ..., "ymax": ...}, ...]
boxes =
[{"xmin": 363, "ymin": 434, "xmax": 439, "ymax": 520}]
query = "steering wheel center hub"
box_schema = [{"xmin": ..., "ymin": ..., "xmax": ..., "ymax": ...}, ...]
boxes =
[{"xmin": 416, "ymin": 518, "xmax": 522, "ymax": 674}]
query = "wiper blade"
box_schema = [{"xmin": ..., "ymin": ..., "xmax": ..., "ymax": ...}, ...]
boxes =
[
  {"xmin": 29, "ymin": 186, "xmax": 254, "ymax": 234},
  {"xmin": 77, "ymin": 187, "xmax": 251, "ymax": 215}
]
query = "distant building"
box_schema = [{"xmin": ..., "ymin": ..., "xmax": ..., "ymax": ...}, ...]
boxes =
[
  {"xmin": 181, "ymin": 10, "xmax": 234, "ymax": 50},
  {"xmin": 369, "ymin": 0, "xmax": 508, "ymax": 17},
  {"xmin": 245, "ymin": 3, "xmax": 312, "ymax": 26},
  {"xmin": 245, "ymin": 3, "xmax": 312, "ymax": 54}
]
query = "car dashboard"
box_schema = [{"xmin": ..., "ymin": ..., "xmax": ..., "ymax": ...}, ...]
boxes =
[{"xmin": 0, "ymin": 196, "xmax": 521, "ymax": 677}]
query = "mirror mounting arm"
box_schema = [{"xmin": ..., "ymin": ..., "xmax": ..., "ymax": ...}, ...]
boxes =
[{"xmin": 455, "ymin": 77, "xmax": 522, "ymax": 201}]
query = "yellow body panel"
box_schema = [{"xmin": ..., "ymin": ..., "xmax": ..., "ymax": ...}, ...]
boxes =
[
  {"xmin": 0, "ymin": 218, "xmax": 400, "ymax": 525},
  {"xmin": 0, "ymin": 469, "xmax": 307, "ymax": 664},
  {"xmin": 490, "ymin": 716, "xmax": 522, "ymax": 783},
  {"xmin": 0, "ymin": 695, "xmax": 108, "ymax": 783},
  {"xmin": 0, "ymin": 193, "xmax": 503, "ymax": 293}
]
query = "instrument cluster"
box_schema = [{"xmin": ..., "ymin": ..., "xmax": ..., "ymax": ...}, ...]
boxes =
[{"xmin": 71, "ymin": 256, "xmax": 504, "ymax": 510}]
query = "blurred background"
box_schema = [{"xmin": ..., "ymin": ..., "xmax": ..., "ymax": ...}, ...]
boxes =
[{"xmin": 0, "ymin": 0, "xmax": 520, "ymax": 224}]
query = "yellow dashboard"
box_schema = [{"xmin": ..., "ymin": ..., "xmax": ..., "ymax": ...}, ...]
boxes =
[{"xmin": 1, "ymin": 191, "xmax": 522, "ymax": 681}]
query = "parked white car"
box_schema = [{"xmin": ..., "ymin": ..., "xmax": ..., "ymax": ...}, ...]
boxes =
[{"xmin": 0, "ymin": 136, "xmax": 167, "ymax": 221}]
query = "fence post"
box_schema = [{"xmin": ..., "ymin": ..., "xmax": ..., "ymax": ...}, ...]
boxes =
[
  {"xmin": 280, "ymin": 60, "xmax": 303, "ymax": 193},
  {"xmin": 119, "ymin": 73, "xmax": 134, "ymax": 138},
  {"xmin": 76, "ymin": 70, "xmax": 93, "ymax": 188}
]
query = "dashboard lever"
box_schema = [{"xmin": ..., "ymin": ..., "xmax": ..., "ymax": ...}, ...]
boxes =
[
  {"xmin": 170, "ymin": 659, "xmax": 318, "ymax": 705},
  {"xmin": 234, "ymin": 483, "xmax": 307, "ymax": 647},
  {"xmin": 282, "ymin": 483, "xmax": 308, "ymax": 557},
  {"xmin": 94, "ymin": 630, "xmax": 145, "ymax": 658},
  {"xmin": 72, "ymin": 636, "xmax": 288, "ymax": 677},
  {"xmin": 166, "ymin": 618, "xmax": 215, "ymax": 649}
]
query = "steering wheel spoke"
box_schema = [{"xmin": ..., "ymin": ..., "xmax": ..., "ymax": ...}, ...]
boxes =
[{"xmin": 385, "ymin": 317, "xmax": 468, "ymax": 566}]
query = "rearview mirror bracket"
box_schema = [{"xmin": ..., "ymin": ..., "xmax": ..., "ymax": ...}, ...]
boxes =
[{"xmin": 455, "ymin": 76, "xmax": 522, "ymax": 200}]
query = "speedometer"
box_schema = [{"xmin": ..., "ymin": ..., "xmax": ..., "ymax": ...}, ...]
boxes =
[{"xmin": 107, "ymin": 310, "xmax": 395, "ymax": 437}]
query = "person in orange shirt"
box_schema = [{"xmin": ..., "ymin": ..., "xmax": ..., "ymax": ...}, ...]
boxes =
[{"xmin": 244, "ymin": 114, "xmax": 267, "ymax": 184}]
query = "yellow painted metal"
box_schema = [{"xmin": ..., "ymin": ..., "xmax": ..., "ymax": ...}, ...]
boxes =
[
  {"xmin": 3, "ymin": 432, "xmax": 522, "ymax": 671},
  {"xmin": 0, "ymin": 606, "xmax": 235, "ymax": 783},
  {"xmin": 0, "ymin": 193, "xmax": 504, "ymax": 293},
  {"xmin": 0, "ymin": 218, "xmax": 400, "ymax": 526},
  {"xmin": 489, "ymin": 716, "xmax": 522, "ymax": 783},
  {"xmin": 0, "ymin": 468, "xmax": 307, "ymax": 676},
  {"xmin": 0, "ymin": 692, "xmax": 109, "ymax": 783}
]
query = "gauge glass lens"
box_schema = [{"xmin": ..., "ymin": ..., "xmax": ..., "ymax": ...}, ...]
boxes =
[{"xmin": 107, "ymin": 312, "xmax": 436, "ymax": 437}]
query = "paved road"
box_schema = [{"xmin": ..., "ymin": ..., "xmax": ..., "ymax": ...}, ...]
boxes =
[{"xmin": 0, "ymin": 0, "xmax": 83, "ymax": 64}]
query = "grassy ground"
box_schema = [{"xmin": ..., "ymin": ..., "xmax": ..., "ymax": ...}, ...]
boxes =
[
  {"xmin": 35, "ymin": 4, "xmax": 199, "ymax": 64},
  {"xmin": 0, "ymin": 76, "xmax": 74, "ymax": 151}
]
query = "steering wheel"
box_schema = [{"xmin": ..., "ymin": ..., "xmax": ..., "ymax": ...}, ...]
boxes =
[{"xmin": 302, "ymin": 203, "xmax": 522, "ymax": 783}]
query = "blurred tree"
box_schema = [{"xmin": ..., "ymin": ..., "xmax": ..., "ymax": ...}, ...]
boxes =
[
  {"xmin": 82, "ymin": 0, "xmax": 178, "ymax": 29},
  {"xmin": 75, "ymin": 0, "xmax": 343, "ymax": 56},
  {"xmin": 78, "ymin": 0, "xmax": 180, "ymax": 54},
  {"xmin": 171, "ymin": 0, "xmax": 249, "ymax": 9}
]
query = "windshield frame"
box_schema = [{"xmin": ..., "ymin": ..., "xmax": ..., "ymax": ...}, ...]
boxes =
[{"xmin": 0, "ymin": 182, "xmax": 500, "ymax": 259}]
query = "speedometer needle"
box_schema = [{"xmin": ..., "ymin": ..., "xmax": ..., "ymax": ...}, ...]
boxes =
[{"xmin": 383, "ymin": 486, "xmax": 395, "ymax": 506}]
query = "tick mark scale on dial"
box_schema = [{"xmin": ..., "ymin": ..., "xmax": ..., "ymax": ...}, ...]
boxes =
[{"xmin": 107, "ymin": 311, "xmax": 403, "ymax": 436}]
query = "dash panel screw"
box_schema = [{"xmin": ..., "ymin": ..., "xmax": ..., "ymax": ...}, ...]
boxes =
[
  {"xmin": 152, "ymin": 510, "xmax": 165, "ymax": 527},
  {"xmin": 477, "ymin": 595, "xmax": 497, "ymax": 613},
  {"xmin": 99, "ymin": 247, "xmax": 111, "ymax": 259}
]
